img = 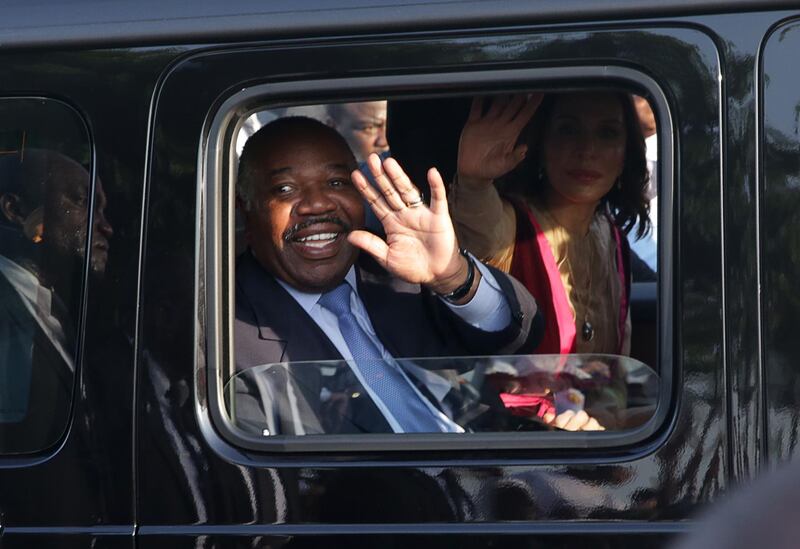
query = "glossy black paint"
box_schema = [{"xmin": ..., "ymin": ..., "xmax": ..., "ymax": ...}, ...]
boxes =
[
  {"xmin": 0, "ymin": 3, "xmax": 796, "ymax": 548},
  {"xmin": 140, "ymin": 21, "xmax": 724, "ymax": 547},
  {"xmin": 0, "ymin": 48, "xmax": 174, "ymax": 539},
  {"xmin": 761, "ymin": 18, "xmax": 800, "ymax": 463}
]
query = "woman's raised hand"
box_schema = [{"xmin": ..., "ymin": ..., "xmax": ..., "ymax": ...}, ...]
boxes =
[{"xmin": 457, "ymin": 94, "xmax": 543, "ymax": 184}]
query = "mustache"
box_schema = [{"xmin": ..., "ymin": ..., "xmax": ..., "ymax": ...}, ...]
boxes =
[{"xmin": 283, "ymin": 216, "xmax": 352, "ymax": 241}]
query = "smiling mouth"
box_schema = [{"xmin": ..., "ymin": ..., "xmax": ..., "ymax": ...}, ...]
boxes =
[{"xmin": 293, "ymin": 232, "xmax": 342, "ymax": 249}]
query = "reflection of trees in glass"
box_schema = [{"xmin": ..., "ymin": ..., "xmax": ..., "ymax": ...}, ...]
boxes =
[
  {"xmin": 761, "ymin": 21, "xmax": 800, "ymax": 462},
  {"xmin": 762, "ymin": 121, "xmax": 800, "ymax": 461},
  {"xmin": 0, "ymin": 99, "xmax": 90, "ymax": 166}
]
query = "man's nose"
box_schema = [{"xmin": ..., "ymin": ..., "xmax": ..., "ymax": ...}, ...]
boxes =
[
  {"xmin": 374, "ymin": 127, "xmax": 389, "ymax": 149},
  {"xmin": 295, "ymin": 185, "xmax": 337, "ymax": 214},
  {"xmin": 94, "ymin": 208, "xmax": 113, "ymax": 238}
]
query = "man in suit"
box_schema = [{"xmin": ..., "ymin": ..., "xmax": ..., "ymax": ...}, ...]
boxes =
[
  {"xmin": 233, "ymin": 116, "xmax": 543, "ymax": 436},
  {"xmin": 0, "ymin": 149, "xmax": 113, "ymax": 452}
]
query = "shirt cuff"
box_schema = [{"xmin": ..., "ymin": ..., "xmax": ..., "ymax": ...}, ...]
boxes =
[{"xmin": 440, "ymin": 255, "xmax": 511, "ymax": 332}]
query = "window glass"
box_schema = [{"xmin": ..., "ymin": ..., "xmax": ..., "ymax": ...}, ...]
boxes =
[
  {"xmin": 761, "ymin": 20, "xmax": 800, "ymax": 461},
  {"xmin": 224, "ymin": 90, "xmax": 660, "ymax": 443},
  {"xmin": 226, "ymin": 354, "xmax": 657, "ymax": 436},
  {"xmin": 0, "ymin": 98, "xmax": 91, "ymax": 454}
]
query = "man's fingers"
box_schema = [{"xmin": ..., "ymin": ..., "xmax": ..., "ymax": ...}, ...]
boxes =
[
  {"xmin": 351, "ymin": 168, "xmax": 390, "ymax": 218},
  {"xmin": 382, "ymin": 157, "xmax": 423, "ymax": 206},
  {"xmin": 347, "ymin": 230, "xmax": 389, "ymax": 267},
  {"xmin": 427, "ymin": 167, "xmax": 448, "ymax": 215},
  {"xmin": 367, "ymin": 153, "xmax": 406, "ymax": 211}
]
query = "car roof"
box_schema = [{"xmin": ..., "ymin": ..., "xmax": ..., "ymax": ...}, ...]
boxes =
[{"xmin": 1, "ymin": 0, "xmax": 796, "ymax": 50}]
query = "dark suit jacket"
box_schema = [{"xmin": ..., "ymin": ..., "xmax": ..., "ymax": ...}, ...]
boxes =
[
  {"xmin": 232, "ymin": 251, "xmax": 542, "ymax": 435},
  {"xmin": 0, "ymin": 271, "xmax": 74, "ymax": 453}
]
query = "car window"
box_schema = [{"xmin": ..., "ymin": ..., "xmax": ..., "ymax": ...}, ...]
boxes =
[
  {"xmin": 0, "ymin": 98, "xmax": 91, "ymax": 454},
  {"xmin": 761, "ymin": 19, "xmax": 800, "ymax": 461},
  {"xmin": 214, "ymin": 86, "xmax": 665, "ymax": 449},
  {"xmin": 226, "ymin": 354, "xmax": 658, "ymax": 438}
]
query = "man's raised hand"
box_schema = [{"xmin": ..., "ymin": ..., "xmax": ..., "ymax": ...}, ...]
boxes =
[{"xmin": 348, "ymin": 154, "xmax": 476, "ymax": 301}]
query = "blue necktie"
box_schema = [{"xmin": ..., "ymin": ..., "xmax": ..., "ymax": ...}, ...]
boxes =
[{"xmin": 319, "ymin": 284, "xmax": 444, "ymax": 433}]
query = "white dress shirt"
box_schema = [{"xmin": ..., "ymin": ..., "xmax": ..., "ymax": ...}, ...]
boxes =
[
  {"xmin": 0, "ymin": 254, "xmax": 73, "ymax": 370},
  {"xmin": 276, "ymin": 257, "xmax": 511, "ymax": 433}
]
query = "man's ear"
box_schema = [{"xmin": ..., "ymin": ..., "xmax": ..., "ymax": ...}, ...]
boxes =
[{"xmin": 0, "ymin": 193, "xmax": 26, "ymax": 225}]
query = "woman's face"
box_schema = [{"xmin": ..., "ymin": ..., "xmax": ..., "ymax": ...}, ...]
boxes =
[{"xmin": 541, "ymin": 92, "xmax": 627, "ymax": 207}]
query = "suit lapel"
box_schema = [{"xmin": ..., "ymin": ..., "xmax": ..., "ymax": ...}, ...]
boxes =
[
  {"xmin": 237, "ymin": 252, "xmax": 343, "ymax": 363},
  {"xmin": 236, "ymin": 252, "xmax": 392, "ymax": 434}
]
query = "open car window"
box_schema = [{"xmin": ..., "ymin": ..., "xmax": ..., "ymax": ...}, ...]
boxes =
[{"xmin": 208, "ymin": 78, "xmax": 670, "ymax": 452}]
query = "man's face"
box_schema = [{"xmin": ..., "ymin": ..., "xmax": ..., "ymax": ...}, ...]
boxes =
[
  {"xmin": 243, "ymin": 129, "xmax": 364, "ymax": 292},
  {"xmin": 43, "ymin": 159, "xmax": 113, "ymax": 275},
  {"xmin": 334, "ymin": 101, "xmax": 389, "ymax": 162}
]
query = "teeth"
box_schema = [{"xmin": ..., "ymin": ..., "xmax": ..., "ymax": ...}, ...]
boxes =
[{"xmin": 297, "ymin": 232, "xmax": 338, "ymax": 243}]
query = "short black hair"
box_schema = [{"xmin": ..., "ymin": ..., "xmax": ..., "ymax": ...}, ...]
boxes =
[{"xmin": 236, "ymin": 116, "xmax": 354, "ymax": 210}]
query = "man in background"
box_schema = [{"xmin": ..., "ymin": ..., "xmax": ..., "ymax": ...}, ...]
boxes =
[
  {"xmin": 327, "ymin": 101, "xmax": 390, "ymax": 162},
  {"xmin": 0, "ymin": 149, "xmax": 112, "ymax": 450}
]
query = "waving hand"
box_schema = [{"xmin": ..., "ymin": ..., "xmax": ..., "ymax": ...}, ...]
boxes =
[
  {"xmin": 457, "ymin": 94, "xmax": 543, "ymax": 184},
  {"xmin": 348, "ymin": 154, "xmax": 475, "ymax": 301}
]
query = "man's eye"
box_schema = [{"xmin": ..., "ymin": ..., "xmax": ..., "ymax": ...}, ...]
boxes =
[
  {"xmin": 329, "ymin": 179, "xmax": 348, "ymax": 187},
  {"xmin": 71, "ymin": 193, "xmax": 88, "ymax": 207},
  {"xmin": 598, "ymin": 126, "xmax": 623, "ymax": 140},
  {"xmin": 275, "ymin": 184, "xmax": 293, "ymax": 194}
]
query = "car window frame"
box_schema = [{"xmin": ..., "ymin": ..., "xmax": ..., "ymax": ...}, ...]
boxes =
[
  {"xmin": 200, "ymin": 65, "xmax": 675, "ymax": 453},
  {"xmin": 0, "ymin": 95, "xmax": 94, "ymax": 459}
]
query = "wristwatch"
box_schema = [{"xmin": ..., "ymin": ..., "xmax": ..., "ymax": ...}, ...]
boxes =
[{"xmin": 438, "ymin": 248, "xmax": 476, "ymax": 302}]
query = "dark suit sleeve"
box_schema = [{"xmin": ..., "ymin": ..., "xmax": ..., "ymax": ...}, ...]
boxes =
[{"xmin": 425, "ymin": 264, "xmax": 543, "ymax": 357}]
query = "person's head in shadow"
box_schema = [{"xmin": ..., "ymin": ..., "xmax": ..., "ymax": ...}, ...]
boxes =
[
  {"xmin": 386, "ymin": 97, "xmax": 471, "ymax": 201},
  {"xmin": 0, "ymin": 149, "xmax": 113, "ymax": 306}
]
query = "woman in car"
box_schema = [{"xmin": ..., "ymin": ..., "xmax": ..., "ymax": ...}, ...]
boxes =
[{"xmin": 452, "ymin": 92, "xmax": 651, "ymax": 356}]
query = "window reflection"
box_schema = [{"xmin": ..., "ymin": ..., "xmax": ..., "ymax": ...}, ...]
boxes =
[
  {"xmin": 0, "ymin": 99, "xmax": 99, "ymax": 454},
  {"xmin": 226, "ymin": 354, "xmax": 658, "ymax": 436}
]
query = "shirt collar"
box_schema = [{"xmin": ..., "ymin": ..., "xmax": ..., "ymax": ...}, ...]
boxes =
[
  {"xmin": 0, "ymin": 254, "xmax": 51, "ymax": 312},
  {"xmin": 275, "ymin": 266, "xmax": 358, "ymax": 316}
]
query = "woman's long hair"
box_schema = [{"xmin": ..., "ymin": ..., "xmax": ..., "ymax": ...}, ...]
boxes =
[{"xmin": 499, "ymin": 92, "xmax": 652, "ymax": 238}]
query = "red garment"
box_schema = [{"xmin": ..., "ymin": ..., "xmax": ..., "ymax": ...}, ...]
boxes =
[
  {"xmin": 508, "ymin": 199, "xmax": 631, "ymax": 354},
  {"xmin": 499, "ymin": 393, "xmax": 555, "ymax": 418}
]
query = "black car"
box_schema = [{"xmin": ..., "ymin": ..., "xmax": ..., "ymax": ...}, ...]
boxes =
[{"xmin": 1, "ymin": 0, "xmax": 799, "ymax": 547}]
